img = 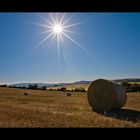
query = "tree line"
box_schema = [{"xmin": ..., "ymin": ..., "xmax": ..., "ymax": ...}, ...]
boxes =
[
  {"xmin": 121, "ymin": 82, "xmax": 140, "ymax": 92},
  {"xmin": 1, "ymin": 82, "xmax": 140, "ymax": 92},
  {"xmin": 0, "ymin": 84, "xmax": 86, "ymax": 92}
]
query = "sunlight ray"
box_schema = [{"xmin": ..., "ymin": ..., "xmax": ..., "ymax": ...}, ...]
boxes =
[
  {"xmin": 50, "ymin": 14, "xmax": 57, "ymax": 25},
  {"xmin": 55, "ymin": 13, "xmax": 59, "ymax": 25},
  {"xmin": 30, "ymin": 32, "xmax": 54, "ymax": 52},
  {"xmin": 39, "ymin": 15, "xmax": 54, "ymax": 27},
  {"xmin": 63, "ymin": 22, "xmax": 83, "ymax": 29},
  {"xmin": 29, "ymin": 21, "xmax": 52, "ymax": 29},
  {"xmin": 61, "ymin": 15, "xmax": 73, "ymax": 26},
  {"xmin": 34, "ymin": 30, "xmax": 53, "ymax": 36},
  {"xmin": 62, "ymin": 32, "xmax": 92, "ymax": 56},
  {"xmin": 62, "ymin": 29, "xmax": 78, "ymax": 34},
  {"xmin": 60, "ymin": 13, "xmax": 66, "ymax": 25}
]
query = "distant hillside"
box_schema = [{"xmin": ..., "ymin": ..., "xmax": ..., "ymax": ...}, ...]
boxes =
[
  {"xmin": 10, "ymin": 80, "xmax": 91, "ymax": 88},
  {"xmin": 11, "ymin": 83, "xmax": 55, "ymax": 88},
  {"xmin": 73, "ymin": 80, "xmax": 91, "ymax": 84},
  {"xmin": 113, "ymin": 78, "xmax": 140, "ymax": 83},
  {"xmin": 10, "ymin": 78, "xmax": 140, "ymax": 88}
]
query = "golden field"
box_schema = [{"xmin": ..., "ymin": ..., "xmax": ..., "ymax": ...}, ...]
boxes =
[
  {"xmin": 0, "ymin": 87, "xmax": 139, "ymax": 128},
  {"xmin": 48, "ymin": 83, "xmax": 90, "ymax": 90}
]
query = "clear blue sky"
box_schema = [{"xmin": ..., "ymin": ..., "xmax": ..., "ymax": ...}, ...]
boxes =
[{"xmin": 0, "ymin": 13, "xmax": 140, "ymax": 84}]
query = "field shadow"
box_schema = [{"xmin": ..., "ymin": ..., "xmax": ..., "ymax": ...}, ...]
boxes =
[{"xmin": 97, "ymin": 109, "xmax": 140, "ymax": 122}]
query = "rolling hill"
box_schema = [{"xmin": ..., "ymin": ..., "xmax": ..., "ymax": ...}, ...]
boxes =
[{"xmin": 10, "ymin": 78, "xmax": 140, "ymax": 89}]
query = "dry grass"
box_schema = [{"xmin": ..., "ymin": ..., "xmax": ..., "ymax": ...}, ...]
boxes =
[
  {"xmin": 129, "ymin": 82, "xmax": 140, "ymax": 85},
  {"xmin": 0, "ymin": 87, "xmax": 139, "ymax": 127}
]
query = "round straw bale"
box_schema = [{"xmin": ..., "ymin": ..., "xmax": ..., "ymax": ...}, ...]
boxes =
[
  {"xmin": 67, "ymin": 93, "xmax": 71, "ymax": 96},
  {"xmin": 87, "ymin": 79, "xmax": 127, "ymax": 112}
]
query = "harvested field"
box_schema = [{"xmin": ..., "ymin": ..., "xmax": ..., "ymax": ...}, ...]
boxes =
[{"xmin": 0, "ymin": 87, "xmax": 139, "ymax": 127}]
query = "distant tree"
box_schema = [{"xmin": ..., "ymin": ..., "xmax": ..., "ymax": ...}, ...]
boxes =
[
  {"xmin": 57, "ymin": 87, "xmax": 66, "ymax": 91},
  {"xmin": 11, "ymin": 86, "xmax": 17, "ymax": 88},
  {"xmin": 133, "ymin": 83, "xmax": 139, "ymax": 86},
  {"xmin": 28, "ymin": 84, "xmax": 38, "ymax": 90},
  {"xmin": 121, "ymin": 82, "xmax": 140, "ymax": 92},
  {"xmin": 75, "ymin": 87, "xmax": 86, "ymax": 92},
  {"xmin": 130, "ymin": 84, "xmax": 140, "ymax": 92},
  {"xmin": 60, "ymin": 87, "xmax": 66, "ymax": 91},
  {"xmin": 0, "ymin": 84, "xmax": 7, "ymax": 87},
  {"xmin": 28, "ymin": 85, "xmax": 33, "ymax": 89},
  {"xmin": 34, "ymin": 84, "xmax": 38, "ymax": 89},
  {"xmin": 41, "ymin": 86, "xmax": 47, "ymax": 90},
  {"xmin": 22, "ymin": 86, "xmax": 27, "ymax": 89},
  {"xmin": 66, "ymin": 89, "xmax": 70, "ymax": 92},
  {"xmin": 121, "ymin": 82, "xmax": 131, "ymax": 89}
]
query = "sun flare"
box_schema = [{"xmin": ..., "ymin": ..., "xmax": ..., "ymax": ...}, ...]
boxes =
[{"xmin": 31, "ymin": 13, "xmax": 91, "ymax": 58}]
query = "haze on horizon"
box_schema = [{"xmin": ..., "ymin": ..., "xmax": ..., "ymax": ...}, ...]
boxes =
[{"xmin": 0, "ymin": 13, "xmax": 140, "ymax": 85}]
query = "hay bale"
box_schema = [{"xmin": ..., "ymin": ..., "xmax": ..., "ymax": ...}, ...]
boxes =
[
  {"xmin": 24, "ymin": 92, "xmax": 29, "ymax": 96},
  {"xmin": 67, "ymin": 93, "xmax": 71, "ymax": 96},
  {"xmin": 87, "ymin": 79, "xmax": 127, "ymax": 112}
]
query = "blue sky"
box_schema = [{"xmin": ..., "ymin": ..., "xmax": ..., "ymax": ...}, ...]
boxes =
[{"xmin": 0, "ymin": 13, "xmax": 140, "ymax": 84}]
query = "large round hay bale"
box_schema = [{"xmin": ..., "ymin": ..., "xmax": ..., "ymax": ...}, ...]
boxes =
[{"xmin": 87, "ymin": 79, "xmax": 127, "ymax": 112}]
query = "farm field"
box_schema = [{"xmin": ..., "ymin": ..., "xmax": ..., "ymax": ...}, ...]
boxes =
[
  {"xmin": 129, "ymin": 82, "xmax": 140, "ymax": 85},
  {"xmin": 48, "ymin": 83, "xmax": 90, "ymax": 90},
  {"xmin": 0, "ymin": 87, "xmax": 139, "ymax": 127},
  {"xmin": 48, "ymin": 82, "xmax": 140, "ymax": 91}
]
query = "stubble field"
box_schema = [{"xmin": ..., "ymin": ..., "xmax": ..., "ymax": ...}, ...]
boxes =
[{"xmin": 0, "ymin": 87, "xmax": 139, "ymax": 128}]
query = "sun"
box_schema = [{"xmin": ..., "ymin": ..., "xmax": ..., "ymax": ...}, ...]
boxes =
[
  {"xmin": 30, "ymin": 13, "xmax": 91, "ymax": 57},
  {"xmin": 53, "ymin": 24, "xmax": 63, "ymax": 34}
]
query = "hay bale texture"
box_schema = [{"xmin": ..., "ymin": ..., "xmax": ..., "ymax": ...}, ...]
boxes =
[
  {"xmin": 24, "ymin": 92, "xmax": 29, "ymax": 96},
  {"xmin": 87, "ymin": 79, "xmax": 127, "ymax": 112},
  {"xmin": 67, "ymin": 93, "xmax": 71, "ymax": 96}
]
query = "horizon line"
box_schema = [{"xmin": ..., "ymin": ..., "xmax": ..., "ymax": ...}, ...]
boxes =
[{"xmin": 1, "ymin": 77, "xmax": 140, "ymax": 85}]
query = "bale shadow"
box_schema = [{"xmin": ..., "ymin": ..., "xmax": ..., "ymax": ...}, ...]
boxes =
[{"xmin": 97, "ymin": 109, "xmax": 140, "ymax": 122}]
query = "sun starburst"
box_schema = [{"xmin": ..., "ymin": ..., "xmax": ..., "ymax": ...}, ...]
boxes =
[{"xmin": 30, "ymin": 13, "xmax": 91, "ymax": 58}]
